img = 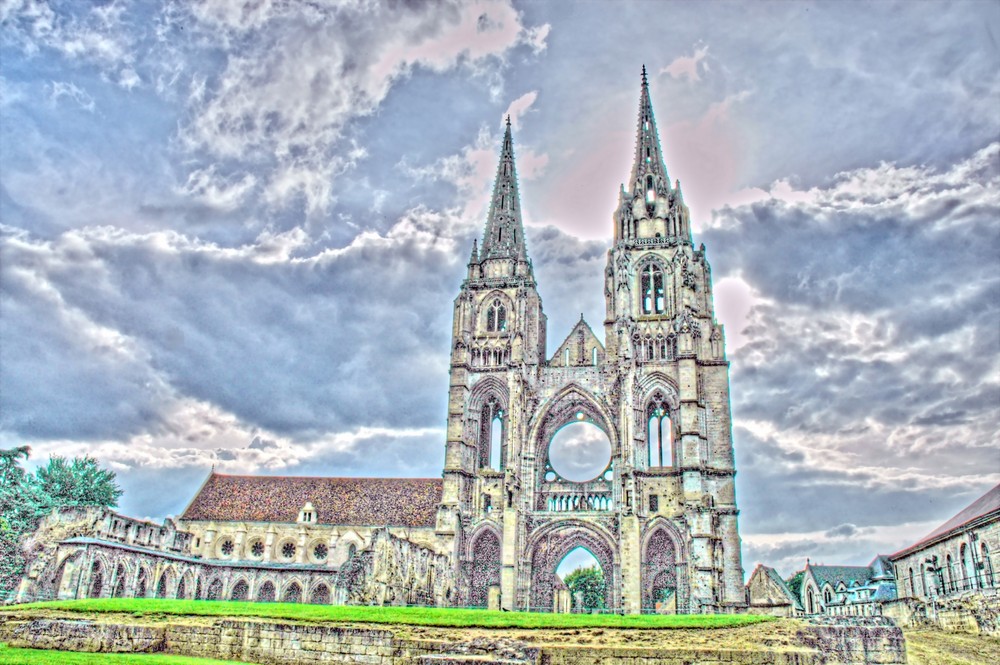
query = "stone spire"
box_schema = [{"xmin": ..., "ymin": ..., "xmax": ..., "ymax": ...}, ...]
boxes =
[
  {"xmin": 480, "ymin": 116, "xmax": 529, "ymax": 265},
  {"xmin": 628, "ymin": 65, "xmax": 670, "ymax": 197}
]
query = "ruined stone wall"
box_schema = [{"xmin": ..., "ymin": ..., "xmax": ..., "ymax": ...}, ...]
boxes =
[
  {"xmin": 883, "ymin": 590, "xmax": 1000, "ymax": 635},
  {"xmin": 339, "ymin": 527, "xmax": 457, "ymax": 607},
  {"xmin": 14, "ymin": 506, "xmax": 189, "ymax": 603},
  {"xmin": 0, "ymin": 615, "xmax": 908, "ymax": 664}
]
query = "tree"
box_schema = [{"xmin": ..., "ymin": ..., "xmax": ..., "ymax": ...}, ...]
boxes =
[
  {"xmin": 34, "ymin": 456, "xmax": 123, "ymax": 509},
  {"xmin": 0, "ymin": 448, "xmax": 123, "ymax": 599},
  {"xmin": 564, "ymin": 565, "xmax": 606, "ymax": 612},
  {"xmin": 787, "ymin": 570, "xmax": 805, "ymax": 598}
]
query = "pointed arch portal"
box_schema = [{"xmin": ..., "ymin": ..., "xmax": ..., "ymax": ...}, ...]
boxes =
[{"xmin": 527, "ymin": 521, "xmax": 618, "ymax": 612}]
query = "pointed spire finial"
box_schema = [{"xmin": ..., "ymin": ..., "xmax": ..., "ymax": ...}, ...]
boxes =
[
  {"xmin": 628, "ymin": 64, "xmax": 668, "ymax": 195},
  {"xmin": 469, "ymin": 238, "xmax": 479, "ymax": 264},
  {"xmin": 479, "ymin": 114, "xmax": 530, "ymax": 270}
]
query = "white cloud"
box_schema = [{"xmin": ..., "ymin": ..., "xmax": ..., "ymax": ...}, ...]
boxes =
[
  {"xmin": 503, "ymin": 90, "xmax": 538, "ymax": 130},
  {"xmin": 661, "ymin": 43, "xmax": 710, "ymax": 82},
  {"xmin": 177, "ymin": 166, "xmax": 257, "ymax": 211},
  {"xmin": 178, "ymin": 0, "xmax": 547, "ymax": 215},
  {"xmin": 50, "ymin": 80, "xmax": 95, "ymax": 112}
]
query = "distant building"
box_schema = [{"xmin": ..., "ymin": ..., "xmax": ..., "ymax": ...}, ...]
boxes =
[
  {"xmin": 746, "ymin": 564, "xmax": 802, "ymax": 617},
  {"xmin": 890, "ymin": 484, "xmax": 999, "ymax": 602},
  {"xmin": 796, "ymin": 557, "xmax": 897, "ymax": 617}
]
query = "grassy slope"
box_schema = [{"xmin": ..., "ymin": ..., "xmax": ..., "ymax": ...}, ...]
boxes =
[
  {"xmin": 0, "ymin": 645, "xmax": 243, "ymax": 665},
  {"xmin": 903, "ymin": 628, "xmax": 1000, "ymax": 665},
  {"xmin": 4, "ymin": 598, "xmax": 773, "ymax": 630}
]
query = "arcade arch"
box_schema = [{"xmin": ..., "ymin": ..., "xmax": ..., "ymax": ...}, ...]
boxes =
[{"xmin": 526, "ymin": 520, "xmax": 618, "ymax": 612}]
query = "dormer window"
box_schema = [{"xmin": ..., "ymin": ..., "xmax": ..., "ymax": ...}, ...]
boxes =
[{"xmin": 297, "ymin": 502, "xmax": 316, "ymax": 524}]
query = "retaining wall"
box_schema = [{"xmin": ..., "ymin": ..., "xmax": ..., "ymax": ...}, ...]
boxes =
[{"xmin": 0, "ymin": 615, "xmax": 905, "ymax": 664}]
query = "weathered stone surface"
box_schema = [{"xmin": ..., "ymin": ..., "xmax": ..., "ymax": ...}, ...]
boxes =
[
  {"xmin": 4, "ymin": 618, "xmax": 166, "ymax": 653},
  {"xmin": 0, "ymin": 615, "xmax": 907, "ymax": 664}
]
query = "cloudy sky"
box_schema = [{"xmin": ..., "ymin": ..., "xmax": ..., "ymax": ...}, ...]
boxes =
[{"xmin": 2, "ymin": 0, "xmax": 998, "ymax": 578}]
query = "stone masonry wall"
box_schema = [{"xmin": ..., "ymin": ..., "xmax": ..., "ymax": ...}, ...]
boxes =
[{"xmin": 0, "ymin": 615, "xmax": 906, "ymax": 664}]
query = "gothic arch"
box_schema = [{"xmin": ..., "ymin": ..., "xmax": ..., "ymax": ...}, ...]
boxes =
[
  {"xmin": 466, "ymin": 523, "xmax": 502, "ymax": 608},
  {"xmin": 135, "ymin": 565, "xmax": 151, "ymax": 599},
  {"xmin": 155, "ymin": 566, "xmax": 176, "ymax": 598},
  {"xmin": 111, "ymin": 561, "xmax": 131, "ymax": 598},
  {"xmin": 257, "ymin": 579, "xmax": 277, "ymax": 603},
  {"xmin": 530, "ymin": 383, "xmax": 618, "ymax": 460},
  {"xmin": 82, "ymin": 558, "xmax": 102, "ymax": 599},
  {"xmin": 634, "ymin": 372, "xmax": 680, "ymax": 407},
  {"xmin": 641, "ymin": 518, "xmax": 689, "ymax": 613},
  {"xmin": 525, "ymin": 519, "xmax": 619, "ymax": 612},
  {"xmin": 479, "ymin": 290, "xmax": 514, "ymax": 332},
  {"xmin": 281, "ymin": 579, "xmax": 304, "ymax": 603},
  {"xmin": 469, "ymin": 376, "xmax": 510, "ymax": 471},
  {"xmin": 308, "ymin": 581, "xmax": 331, "ymax": 605},
  {"xmin": 229, "ymin": 577, "xmax": 250, "ymax": 601},
  {"xmin": 178, "ymin": 570, "xmax": 196, "ymax": 600}
]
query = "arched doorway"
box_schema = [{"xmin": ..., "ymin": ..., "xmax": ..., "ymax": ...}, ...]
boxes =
[
  {"xmin": 527, "ymin": 521, "xmax": 617, "ymax": 612},
  {"xmin": 468, "ymin": 529, "xmax": 501, "ymax": 608},
  {"xmin": 556, "ymin": 546, "xmax": 606, "ymax": 613},
  {"xmin": 112, "ymin": 564, "xmax": 127, "ymax": 598}
]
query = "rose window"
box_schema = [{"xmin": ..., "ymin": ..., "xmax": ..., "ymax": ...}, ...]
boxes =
[
  {"xmin": 313, "ymin": 544, "xmax": 328, "ymax": 561},
  {"xmin": 250, "ymin": 541, "xmax": 264, "ymax": 558},
  {"xmin": 281, "ymin": 542, "xmax": 296, "ymax": 559},
  {"xmin": 220, "ymin": 539, "xmax": 234, "ymax": 556}
]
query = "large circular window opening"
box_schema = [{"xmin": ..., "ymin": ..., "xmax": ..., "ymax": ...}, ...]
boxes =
[{"xmin": 548, "ymin": 421, "xmax": 612, "ymax": 482}]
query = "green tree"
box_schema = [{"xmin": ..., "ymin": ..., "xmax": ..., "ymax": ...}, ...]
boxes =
[
  {"xmin": 564, "ymin": 565, "xmax": 606, "ymax": 612},
  {"xmin": 786, "ymin": 570, "xmax": 805, "ymax": 598},
  {"xmin": 34, "ymin": 455, "xmax": 123, "ymax": 509},
  {"xmin": 0, "ymin": 448, "xmax": 122, "ymax": 599}
]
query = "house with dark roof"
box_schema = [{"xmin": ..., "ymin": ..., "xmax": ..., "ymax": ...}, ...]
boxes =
[
  {"xmin": 799, "ymin": 556, "xmax": 897, "ymax": 616},
  {"xmin": 890, "ymin": 483, "xmax": 999, "ymax": 603}
]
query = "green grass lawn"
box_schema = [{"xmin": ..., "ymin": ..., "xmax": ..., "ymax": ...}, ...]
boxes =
[
  {"xmin": 4, "ymin": 598, "xmax": 774, "ymax": 630},
  {"xmin": 0, "ymin": 644, "xmax": 244, "ymax": 665}
]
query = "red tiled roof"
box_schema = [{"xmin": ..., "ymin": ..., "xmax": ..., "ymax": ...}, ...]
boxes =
[
  {"xmin": 181, "ymin": 473, "xmax": 443, "ymax": 528},
  {"xmin": 891, "ymin": 483, "xmax": 1000, "ymax": 560}
]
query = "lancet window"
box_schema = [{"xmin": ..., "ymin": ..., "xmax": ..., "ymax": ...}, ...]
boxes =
[
  {"xmin": 486, "ymin": 299, "xmax": 507, "ymax": 332},
  {"xmin": 640, "ymin": 264, "xmax": 666, "ymax": 315},
  {"xmin": 480, "ymin": 397, "xmax": 505, "ymax": 471},
  {"xmin": 646, "ymin": 393, "xmax": 672, "ymax": 468}
]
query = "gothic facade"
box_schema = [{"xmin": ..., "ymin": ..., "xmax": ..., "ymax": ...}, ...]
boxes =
[
  {"xmin": 436, "ymin": 69, "xmax": 744, "ymax": 613},
  {"xmin": 14, "ymin": 71, "xmax": 744, "ymax": 615}
]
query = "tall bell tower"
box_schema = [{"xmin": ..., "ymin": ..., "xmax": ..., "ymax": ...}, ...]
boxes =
[
  {"xmin": 436, "ymin": 117, "xmax": 547, "ymax": 609},
  {"xmin": 604, "ymin": 66, "xmax": 744, "ymax": 612}
]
